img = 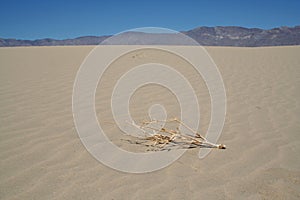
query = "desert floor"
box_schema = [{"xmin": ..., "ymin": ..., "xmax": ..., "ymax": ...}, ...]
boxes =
[{"xmin": 0, "ymin": 45, "xmax": 299, "ymax": 199}]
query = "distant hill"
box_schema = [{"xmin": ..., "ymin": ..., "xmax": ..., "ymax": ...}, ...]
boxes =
[
  {"xmin": 183, "ymin": 26, "xmax": 300, "ymax": 46},
  {"xmin": 1, "ymin": 26, "xmax": 300, "ymax": 47},
  {"xmin": 0, "ymin": 36, "xmax": 110, "ymax": 47}
]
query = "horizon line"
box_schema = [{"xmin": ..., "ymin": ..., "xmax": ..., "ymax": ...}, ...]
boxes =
[{"xmin": 1, "ymin": 25, "xmax": 299, "ymax": 41}]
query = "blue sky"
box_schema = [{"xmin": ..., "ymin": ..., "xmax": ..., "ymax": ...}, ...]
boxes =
[{"xmin": 1, "ymin": 0, "xmax": 299, "ymax": 40}]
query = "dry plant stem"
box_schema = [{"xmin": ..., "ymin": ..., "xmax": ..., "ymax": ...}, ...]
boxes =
[
  {"xmin": 128, "ymin": 118, "xmax": 226, "ymax": 151},
  {"xmin": 154, "ymin": 118, "xmax": 207, "ymax": 141}
]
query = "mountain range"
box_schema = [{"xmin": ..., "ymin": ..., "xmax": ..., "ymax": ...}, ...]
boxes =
[{"xmin": 1, "ymin": 26, "xmax": 300, "ymax": 47}]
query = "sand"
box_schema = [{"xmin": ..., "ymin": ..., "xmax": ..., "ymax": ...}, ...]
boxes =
[{"xmin": 0, "ymin": 45, "xmax": 300, "ymax": 199}]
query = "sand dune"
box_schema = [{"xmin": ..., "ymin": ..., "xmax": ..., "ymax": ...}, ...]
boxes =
[{"xmin": 0, "ymin": 45, "xmax": 300, "ymax": 199}]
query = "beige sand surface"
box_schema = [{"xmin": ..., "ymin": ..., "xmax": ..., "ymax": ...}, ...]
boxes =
[{"xmin": 0, "ymin": 45, "xmax": 300, "ymax": 199}]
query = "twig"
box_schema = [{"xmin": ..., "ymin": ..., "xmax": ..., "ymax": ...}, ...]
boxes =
[{"xmin": 125, "ymin": 118, "xmax": 226, "ymax": 151}]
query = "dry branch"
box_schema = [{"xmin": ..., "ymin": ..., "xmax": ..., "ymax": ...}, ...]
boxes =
[{"xmin": 127, "ymin": 118, "xmax": 226, "ymax": 151}]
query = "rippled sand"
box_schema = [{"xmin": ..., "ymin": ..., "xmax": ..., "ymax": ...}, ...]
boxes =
[{"xmin": 0, "ymin": 46, "xmax": 299, "ymax": 199}]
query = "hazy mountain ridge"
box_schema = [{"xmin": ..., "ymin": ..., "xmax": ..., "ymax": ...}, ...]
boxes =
[
  {"xmin": 183, "ymin": 26, "xmax": 300, "ymax": 46},
  {"xmin": 1, "ymin": 26, "xmax": 300, "ymax": 47},
  {"xmin": 0, "ymin": 36, "xmax": 110, "ymax": 47}
]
